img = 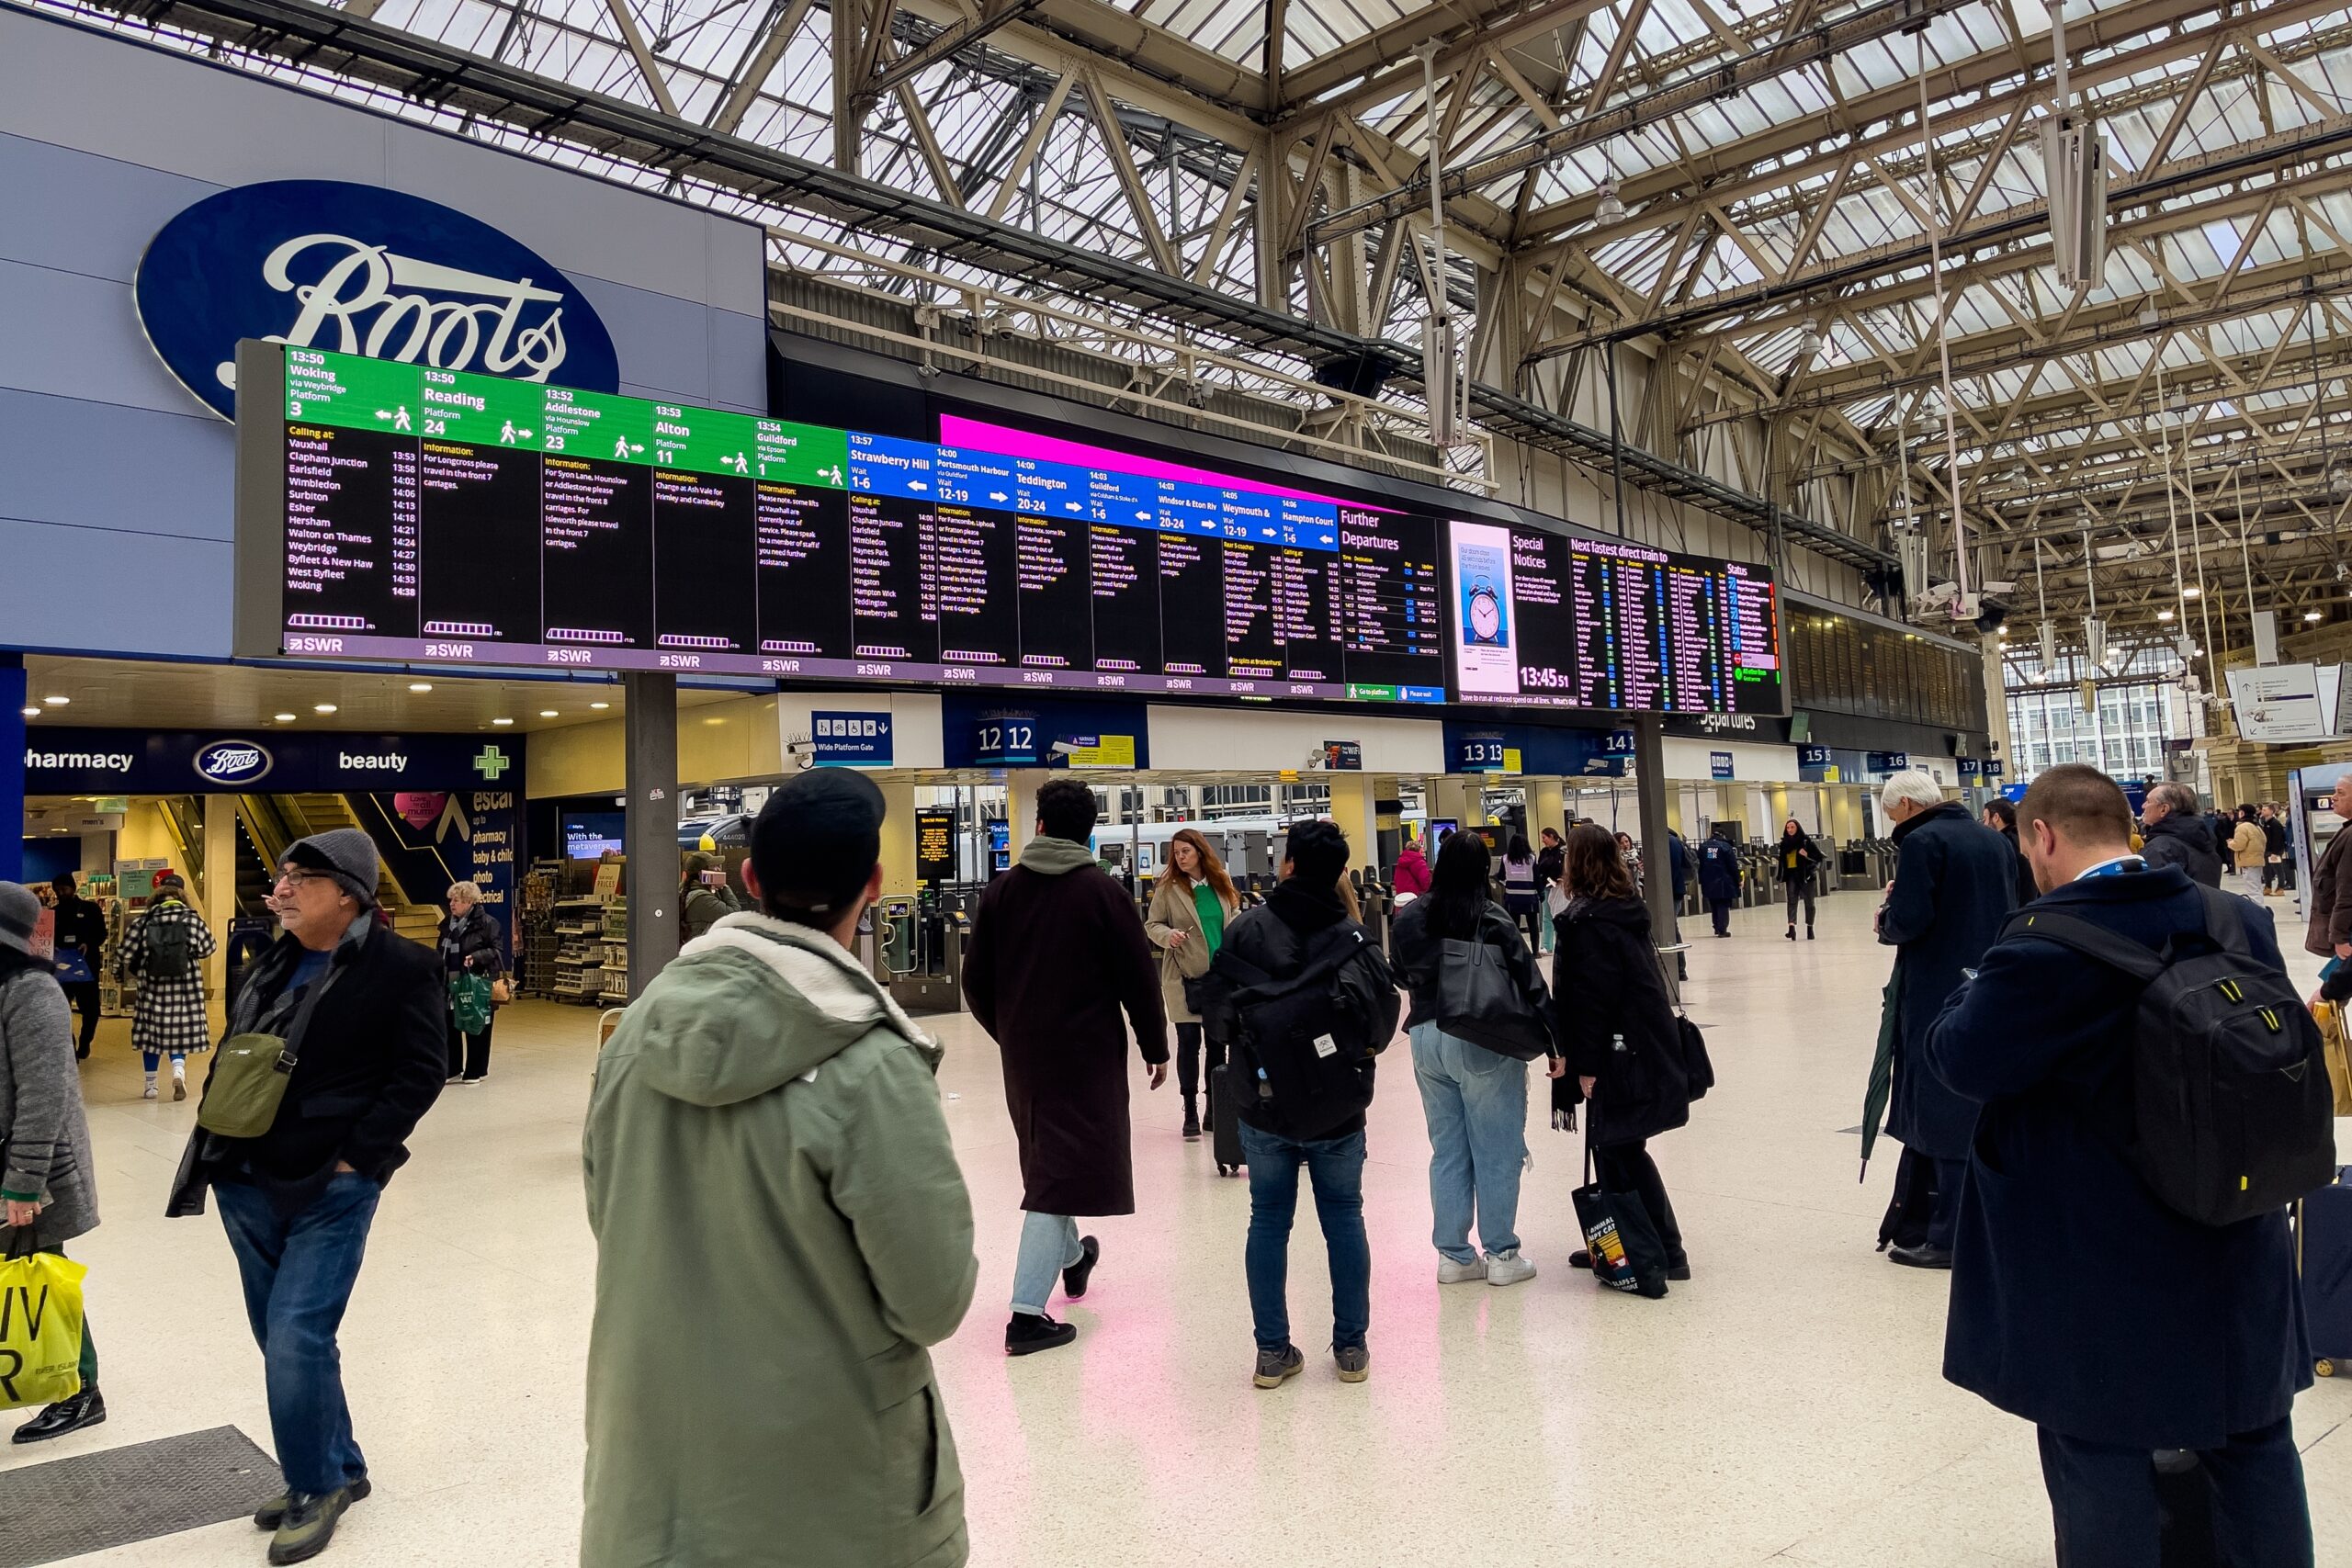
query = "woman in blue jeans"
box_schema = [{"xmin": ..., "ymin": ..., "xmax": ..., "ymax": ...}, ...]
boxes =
[{"xmin": 1388, "ymin": 834, "xmax": 1557, "ymax": 1288}]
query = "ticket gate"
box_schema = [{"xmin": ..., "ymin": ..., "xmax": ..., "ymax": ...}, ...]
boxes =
[{"xmin": 875, "ymin": 888, "xmax": 971, "ymax": 1014}]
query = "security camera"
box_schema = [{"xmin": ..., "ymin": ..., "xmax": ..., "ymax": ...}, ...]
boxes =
[{"xmin": 785, "ymin": 735, "xmax": 818, "ymax": 772}]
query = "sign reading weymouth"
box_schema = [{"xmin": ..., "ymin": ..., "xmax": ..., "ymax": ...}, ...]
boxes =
[{"xmin": 136, "ymin": 181, "xmax": 620, "ymax": 420}]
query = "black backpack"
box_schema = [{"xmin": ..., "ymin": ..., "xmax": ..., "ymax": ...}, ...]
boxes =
[
  {"xmin": 2007, "ymin": 887, "xmax": 2335, "ymax": 1226},
  {"xmin": 1215, "ymin": 923, "xmax": 1400, "ymax": 1141},
  {"xmin": 143, "ymin": 906, "xmax": 196, "ymax": 982}
]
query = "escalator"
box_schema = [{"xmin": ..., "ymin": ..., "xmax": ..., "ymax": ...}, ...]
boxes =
[{"xmin": 232, "ymin": 793, "xmax": 436, "ymax": 942}]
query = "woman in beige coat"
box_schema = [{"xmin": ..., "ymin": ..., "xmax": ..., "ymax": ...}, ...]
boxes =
[{"xmin": 1146, "ymin": 829, "xmax": 1241, "ymax": 1142}]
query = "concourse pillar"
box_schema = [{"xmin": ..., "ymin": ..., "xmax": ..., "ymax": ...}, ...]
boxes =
[
  {"xmin": 624, "ymin": 673, "xmax": 680, "ymax": 998},
  {"xmin": 1003, "ymin": 770, "xmax": 1048, "ymax": 852},
  {"xmin": 0, "ymin": 655, "xmax": 21, "ymax": 886},
  {"xmin": 1324, "ymin": 773, "xmax": 1379, "ymax": 870},
  {"xmin": 1633, "ymin": 716, "xmax": 1679, "ymax": 1000},
  {"xmin": 200, "ymin": 796, "xmax": 237, "ymax": 1005},
  {"xmin": 878, "ymin": 776, "xmax": 917, "ymax": 897},
  {"xmin": 1529, "ymin": 778, "xmax": 1566, "ymax": 842}
]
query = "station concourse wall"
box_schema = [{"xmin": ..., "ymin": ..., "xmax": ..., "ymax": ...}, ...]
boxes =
[{"xmin": 0, "ymin": 6, "xmax": 768, "ymax": 664}]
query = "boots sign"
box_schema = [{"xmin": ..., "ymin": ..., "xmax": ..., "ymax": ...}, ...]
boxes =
[{"xmin": 135, "ymin": 181, "xmax": 620, "ymax": 420}]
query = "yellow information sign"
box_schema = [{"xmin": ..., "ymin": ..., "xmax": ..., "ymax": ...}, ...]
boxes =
[{"xmin": 1068, "ymin": 735, "xmax": 1136, "ymax": 769}]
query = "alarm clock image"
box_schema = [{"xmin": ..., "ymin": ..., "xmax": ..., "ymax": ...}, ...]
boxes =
[{"xmin": 1465, "ymin": 579, "xmax": 1505, "ymax": 645}]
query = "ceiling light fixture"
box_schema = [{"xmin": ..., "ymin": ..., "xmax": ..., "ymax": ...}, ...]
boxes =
[
  {"xmin": 313, "ymin": 703, "xmax": 337, "ymax": 714},
  {"xmin": 2157, "ymin": 608, "xmax": 2176, "ymax": 621},
  {"xmin": 42, "ymin": 695, "xmax": 68, "ymax": 705},
  {"xmin": 2182, "ymin": 586, "xmax": 2201, "ymax": 598},
  {"xmin": 20, "ymin": 706, "xmax": 39, "ymax": 718},
  {"xmin": 539, "ymin": 709, "xmax": 559, "ymax": 718},
  {"xmin": 1797, "ymin": 319, "xmax": 1825, "ymax": 357},
  {"xmin": 275, "ymin": 712, "xmax": 298, "ymax": 722},
  {"xmin": 1594, "ymin": 179, "xmax": 1624, "ymax": 224},
  {"xmin": 2307, "ymin": 610, "xmax": 2325, "ymax": 622},
  {"xmin": 590, "ymin": 701, "xmax": 611, "ymax": 710},
  {"xmin": 408, "ymin": 682, "xmax": 433, "ymax": 693},
  {"xmin": 492, "ymin": 717, "xmax": 514, "ymax": 726}
]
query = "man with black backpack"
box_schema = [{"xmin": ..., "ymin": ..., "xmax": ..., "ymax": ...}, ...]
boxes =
[
  {"xmin": 1207, "ymin": 820, "xmax": 1399, "ymax": 1390},
  {"xmin": 1924, "ymin": 764, "xmax": 2324, "ymax": 1567}
]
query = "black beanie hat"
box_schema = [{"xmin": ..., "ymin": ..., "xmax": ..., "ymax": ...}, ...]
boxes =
[{"xmin": 751, "ymin": 770, "xmax": 886, "ymax": 921}]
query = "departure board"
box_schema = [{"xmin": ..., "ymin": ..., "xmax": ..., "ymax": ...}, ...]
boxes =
[
  {"xmin": 1446, "ymin": 521, "xmax": 1784, "ymax": 716},
  {"xmin": 242, "ymin": 345, "xmax": 1449, "ymax": 704}
]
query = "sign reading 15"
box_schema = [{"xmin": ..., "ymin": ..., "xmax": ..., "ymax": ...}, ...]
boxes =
[{"xmin": 978, "ymin": 722, "xmax": 1036, "ymax": 754}]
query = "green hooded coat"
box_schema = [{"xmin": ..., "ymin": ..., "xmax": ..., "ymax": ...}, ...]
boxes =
[{"xmin": 582, "ymin": 913, "xmax": 978, "ymax": 1568}]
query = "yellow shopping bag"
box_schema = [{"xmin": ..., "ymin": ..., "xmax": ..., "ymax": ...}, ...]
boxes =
[
  {"xmin": 2317, "ymin": 1000, "xmax": 2352, "ymax": 1118},
  {"xmin": 0, "ymin": 1246, "xmax": 86, "ymax": 1410}
]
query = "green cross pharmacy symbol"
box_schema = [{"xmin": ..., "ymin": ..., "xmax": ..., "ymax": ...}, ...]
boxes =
[{"xmin": 472, "ymin": 745, "xmax": 513, "ymax": 781}]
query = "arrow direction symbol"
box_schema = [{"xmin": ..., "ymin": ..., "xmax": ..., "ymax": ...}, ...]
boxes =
[{"xmin": 990, "ymin": 491, "xmax": 1009, "ymax": 502}]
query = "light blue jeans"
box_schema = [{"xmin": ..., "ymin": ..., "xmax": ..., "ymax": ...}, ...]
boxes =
[
  {"xmin": 1409, "ymin": 1021, "xmax": 1530, "ymax": 1263},
  {"xmin": 1011, "ymin": 1211, "xmax": 1083, "ymax": 1315}
]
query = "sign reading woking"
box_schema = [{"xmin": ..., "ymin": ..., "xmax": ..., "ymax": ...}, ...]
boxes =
[{"xmin": 135, "ymin": 180, "xmax": 620, "ymax": 420}]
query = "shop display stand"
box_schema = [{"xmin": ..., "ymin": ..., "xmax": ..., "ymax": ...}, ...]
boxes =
[
  {"xmin": 519, "ymin": 863, "xmax": 560, "ymax": 999},
  {"xmin": 598, "ymin": 897, "xmax": 631, "ymax": 1005},
  {"xmin": 553, "ymin": 896, "xmax": 606, "ymax": 1004}
]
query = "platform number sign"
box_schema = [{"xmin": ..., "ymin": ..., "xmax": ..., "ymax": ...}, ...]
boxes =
[
  {"xmin": 1453, "ymin": 736, "xmax": 1510, "ymax": 773},
  {"xmin": 1603, "ymin": 729, "xmax": 1637, "ymax": 756}
]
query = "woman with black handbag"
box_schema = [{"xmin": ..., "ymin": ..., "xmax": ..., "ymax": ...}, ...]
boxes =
[
  {"xmin": 1390, "ymin": 834, "xmax": 1555, "ymax": 1287},
  {"xmin": 1555, "ymin": 823, "xmax": 1693, "ymax": 1286},
  {"xmin": 1146, "ymin": 829, "xmax": 1241, "ymax": 1143}
]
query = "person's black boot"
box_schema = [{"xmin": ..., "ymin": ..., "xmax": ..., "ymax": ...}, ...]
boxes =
[
  {"xmin": 1785, "ymin": 925, "xmax": 1796, "ymax": 941},
  {"xmin": 1182, "ymin": 1097, "xmax": 1201, "ymax": 1141},
  {"xmin": 1806, "ymin": 924, "xmax": 1815, "ymax": 941},
  {"xmin": 1062, "ymin": 1235, "xmax": 1101, "ymax": 1299},
  {"xmin": 1006, "ymin": 1312, "xmax": 1078, "ymax": 1356},
  {"xmin": 1887, "ymin": 1243, "xmax": 1955, "ymax": 1270},
  {"xmin": 11, "ymin": 1386, "xmax": 106, "ymax": 1444}
]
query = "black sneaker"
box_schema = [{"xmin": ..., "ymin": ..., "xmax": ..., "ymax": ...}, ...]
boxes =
[
  {"xmin": 256, "ymin": 1479, "xmax": 370, "ymax": 1530},
  {"xmin": 1062, "ymin": 1235, "xmax": 1101, "ymax": 1300},
  {"xmin": 1568, "ymin": 1250, "xmax": 1593, "ymax": 1270},
  {"xmin": 1182, "ymin": 1101, "xmax": 1202, "ymax": 1141},
  {"xmin": 1334, "ymin": 1344, "xmax": 1370, "ymax": 1383},
  {"xmin": 1252, "ymin": 1345, "xmax": 1304, "ymax": 1389},
  {"xmin": 11, "ymin": 1386, "xmax": 105, "ymax": 1444},
  {"xmin": 267, "ymin": 1488, "xmax": 351, "ymax": 1565},
  {"xmin": 1006, "ymin": 1312, "xmax": 1077, "ymax": 1356}
]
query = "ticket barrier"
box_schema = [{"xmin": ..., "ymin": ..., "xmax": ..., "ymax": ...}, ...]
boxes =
[
  {"xmin": 876, "ymin": 888, "xmax": 971, "ymax": 1014},
  {"xmin": 1355, "ymin": 873, "xmax": 1394, "ymax": 953}
]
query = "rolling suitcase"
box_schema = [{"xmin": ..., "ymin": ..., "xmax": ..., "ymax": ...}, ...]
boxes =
[
  {"xmin": 2299, "ymin": 1167, "xmax": 2352, "ymax": 1377},
  {"xmin": 1208, "ymin": 1063, "xmax": 1245, "ymax": 1178}
]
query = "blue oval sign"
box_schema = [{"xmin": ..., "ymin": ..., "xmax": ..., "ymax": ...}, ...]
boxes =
[
  {"xmin": 193, "ymin": 739, "xmax": 275, "ymax": 787},
  {"xmin": 135, "ymin": 181, "xmax": 621, "ymax": 419}
]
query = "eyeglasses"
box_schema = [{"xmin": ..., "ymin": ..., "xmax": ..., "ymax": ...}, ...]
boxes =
[{"xmin": 273, "ymin": 870, "xmax": 331, "ymax": 890}]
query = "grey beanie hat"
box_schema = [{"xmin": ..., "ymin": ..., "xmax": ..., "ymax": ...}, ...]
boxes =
[
  {"xmin": 0, "ymin": 882, "xmax": 39, "ymax": 957},
  {"xmin": 285, "ymin": 828, "xmax": 379, "ymax": 907}
]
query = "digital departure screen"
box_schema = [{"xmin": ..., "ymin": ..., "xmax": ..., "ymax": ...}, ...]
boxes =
[
  {"xmin": 1444, "ymin": 520, "xmax": 1784, "ymax": 716},
  {"xmin": 243, "ymin": 345, "xmax": 1447, "ymax": 704}
]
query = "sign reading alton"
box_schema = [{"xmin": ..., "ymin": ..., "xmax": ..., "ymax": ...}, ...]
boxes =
[{"xmin": 136, "ymin": 181, "xmax": 620, "ymax": 420}]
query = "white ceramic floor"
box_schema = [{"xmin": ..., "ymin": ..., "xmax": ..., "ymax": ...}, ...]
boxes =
[{"xmin": 10, "ymin": 888, "xmax": 2348, "ymax": 1567}]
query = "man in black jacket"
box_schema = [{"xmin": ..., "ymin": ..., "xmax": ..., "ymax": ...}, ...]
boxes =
[
  {"xmin": 1926, "ymin": 765, "xmax": 2312, "ymax": 1567},
  {"xmin": 2261, "ymin": 804, "xmax": 2291, "ymax": 894},
  {"xmin": 1209, "ymin": 820, "xmax": 1397, "ymax": 1391},
  {"xmin": 2138, "ymin": 782, "xmax": 2221, "ymax": 887},
  {"xmin": 1877, "ymin": 772, "xmax": 2017, "ymax": 1269},
  {"xmin": 48, "ymin": 873, "xmax": 107, "ymax": 1060},
  {"xmin": 168, "ymin": 829, "xmax": 444, "ymax": 1566}
]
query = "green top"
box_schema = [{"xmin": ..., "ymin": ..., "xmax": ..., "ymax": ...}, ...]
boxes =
[{"xmin": 1193, "ymin": 880, "xmax": 1227, "ymax": 954}]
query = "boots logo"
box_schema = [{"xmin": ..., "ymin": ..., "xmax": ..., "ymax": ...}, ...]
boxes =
[
  {"xmin": 193, "ymin": 739, "xmax": 274, "ymax": 786},
  {"xmin": 135, "ymin": 181, "xmax": 619, "ymax": 420}
]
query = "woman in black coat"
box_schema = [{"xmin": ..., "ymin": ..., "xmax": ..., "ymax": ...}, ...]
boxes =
[
  {"xmin": 1552, "ymin": 824, "xmax": 1692, "ymax": 1279},
  {"xmin": 438, "ymin": 883, "xmax": 505, "ymax": 1084},
  {"xmin": 1774, "ymin": 818, "xmax": 1825, "ymax": 941}
]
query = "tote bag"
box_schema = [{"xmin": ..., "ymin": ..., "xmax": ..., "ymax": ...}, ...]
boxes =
[
  {"xmin": 1571, "ymin": 1132, "xmax": 1671, "ymax": 1299},
  {"xmin": 0, "ymin": 1237, "xmax": 86, "ymax": 1409},
  {"xmin": 1433, "ymin": 937, "xmax": 1551, "ymax": 1061}
]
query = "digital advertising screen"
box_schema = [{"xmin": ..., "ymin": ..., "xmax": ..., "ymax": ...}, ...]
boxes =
[
  {"xmin": 1442, "ymin": 521, "xmax": 1784, "ymax": 716},
  {"xmin": 236, "ymin": 344, "xmax": 1447, "ymax": 705}
]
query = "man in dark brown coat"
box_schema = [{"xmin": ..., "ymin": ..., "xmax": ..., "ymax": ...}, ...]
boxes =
[
  {"xmin": 2306, "ymin": 773, "xmax": 2352, "ymax": 963},
  {"xmin": 965, "ymin": 777, "xmax": 1168, "ymax": 1357}
]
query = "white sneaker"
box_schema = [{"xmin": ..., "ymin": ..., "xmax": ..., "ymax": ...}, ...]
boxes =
[
  {"xmin": 141, "ymin": 1081, "xmax": 159, "ymax": 1100},
  {"xmin": 1485, "ymin": 1250, "xmax": 1538, "ymax": 1288},
  {"xmin": 1436, "ymin": 1255, "xmax": 1488, "ymax": 1284}
]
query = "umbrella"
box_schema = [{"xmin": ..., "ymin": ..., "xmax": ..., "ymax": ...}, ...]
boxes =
[{"xmin": 1859, "ymin": 971, "xmax": 1901, "ymax": 1179}]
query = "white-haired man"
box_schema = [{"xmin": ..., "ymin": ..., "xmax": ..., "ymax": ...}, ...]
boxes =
[{"xmin": 1872, "ymin": 770, "xmax": 2018, "ymax": 1269}]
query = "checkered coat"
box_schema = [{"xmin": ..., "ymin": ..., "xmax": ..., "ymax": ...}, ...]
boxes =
[{"xmin": 122, "ymin": 897, "xmax": 217, "ymax": 1056}]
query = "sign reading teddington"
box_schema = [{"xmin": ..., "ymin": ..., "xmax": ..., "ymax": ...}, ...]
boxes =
[{"xmin": 135, "ymin": 180, "xmax": 619, "ymax": 419}]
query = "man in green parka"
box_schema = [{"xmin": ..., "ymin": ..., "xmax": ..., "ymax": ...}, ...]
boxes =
[{"xmin": 583, "ymin": 770, "xmax": 978, "ymax": 1568}]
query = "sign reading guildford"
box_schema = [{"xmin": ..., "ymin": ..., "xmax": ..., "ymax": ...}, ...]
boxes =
[{"xmin": 235, "ymin": 344, "xmax": 1448, "ymax": 704}]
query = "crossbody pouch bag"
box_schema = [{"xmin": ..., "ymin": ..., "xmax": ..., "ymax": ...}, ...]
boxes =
[{"xmin": 198, "ymin": 966, "xmax": 341, "ymax": 1139}]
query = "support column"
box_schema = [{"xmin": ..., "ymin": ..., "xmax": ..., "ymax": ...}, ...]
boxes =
[
  {"xmin": 878, "ymin": 776, "xmax": 917, "ymax": 897},
  {"xmin": 201, "ymin": 796, "xmax": 237, "ymax": 1003},
  {"xmin": 1529, "ymin": 778, "xmax": 1566, "ymax": 842},
  {"xmin": 0, "ymin": 655, "xmax": 21, "ymax": 885},
  {"xmin": 1633, "ymin": 716, "xmax": 1679, "ymax": 998},
  {"xmin": 624, "ymin": 672, "xmax": 680, "ymax": 998},
  {"xmin": 1325, "ymin": 773, "xmax": 1379, "ymax": 870},
  {"xmin": 1003, "ymin": 770, "xmax": 1048, "ymax": 855}
]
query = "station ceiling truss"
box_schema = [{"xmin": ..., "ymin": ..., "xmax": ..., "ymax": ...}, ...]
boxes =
[{"xmin": 42, "ymin": 0, "xmax": 2352, "ymax": 649}]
